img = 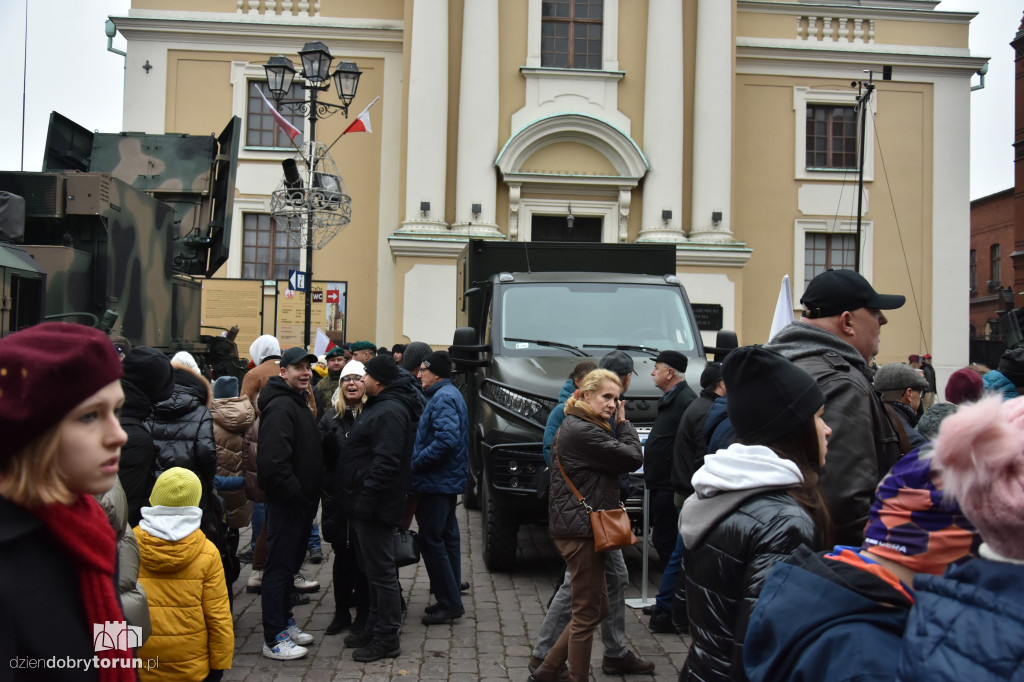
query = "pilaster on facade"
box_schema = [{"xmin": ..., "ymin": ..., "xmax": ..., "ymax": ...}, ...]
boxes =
[
  {"xmin": 638, "ymin": 0, "xmax": 686, "ymax": 244},
  {"xmin": 690, "ymin": 0, "xmax": 735, "ymax": 243},
  {"xmin": 401, "ymin": 0, "xmax": 448, "ymax": 229}
]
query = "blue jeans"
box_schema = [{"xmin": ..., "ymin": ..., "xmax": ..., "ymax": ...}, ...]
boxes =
[
  {"xmin": 352, "ymin": 518, "xmax": 403, "ymax": 637},
  {"xmin": 655, "ymin": 531, "xmax": 684, "ymax": 612},
  {"xmin": 262, "ymin": 500, "xmax": 316, "ymax": 644},
  {"xmin": 308, "ymin": 520, "xmax": 322, "ymax": 551},
  {"xmin": 250, "ymin": 502, "xmax": 265, "ymax": 551},
  {"xmin": 414, "ymin": 492, "xmax": 463, "ymax": 611}
]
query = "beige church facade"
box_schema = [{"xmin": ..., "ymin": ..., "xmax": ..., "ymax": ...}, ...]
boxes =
[{"xmin": 113, "ymin": 0, "xmax": 986, "ymax": 386}]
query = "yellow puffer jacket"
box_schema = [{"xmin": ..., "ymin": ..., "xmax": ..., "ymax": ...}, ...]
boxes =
[{"xmin": 135, "ymin": 522, "xmax": 233, "ymax": 681}]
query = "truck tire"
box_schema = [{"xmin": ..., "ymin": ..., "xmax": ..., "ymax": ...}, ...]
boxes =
[{"xmin": 481, "ymin": 468, "xmax": 519, "ymax": 571}]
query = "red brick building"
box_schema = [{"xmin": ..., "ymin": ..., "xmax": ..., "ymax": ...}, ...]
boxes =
[
  {"xmin": 970, "ymin": 12, "xmax": 1024, "ymax": 353},
  {"xmin": 970, "ymin": 188, "xmax": 1015, "ymax": 339}
]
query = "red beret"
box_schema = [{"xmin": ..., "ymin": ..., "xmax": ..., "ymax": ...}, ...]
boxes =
[
  {"xmin": 0, "ymin": 322, "xmax": 123, "ymax": 460},
  {"xmin": 945, "ymin": 368, "xmax": 984, "ymax": 405}
]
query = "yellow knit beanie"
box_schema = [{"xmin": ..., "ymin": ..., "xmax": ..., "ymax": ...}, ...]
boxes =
[{"xmin": 150, "ymin": 467, "xmax": 202, "ymax": 507}]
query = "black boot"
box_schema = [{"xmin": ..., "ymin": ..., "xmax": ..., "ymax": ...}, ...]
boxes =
[{"xmin": 326, "ymin": 609, "xmax": 352, "ymax": 635}]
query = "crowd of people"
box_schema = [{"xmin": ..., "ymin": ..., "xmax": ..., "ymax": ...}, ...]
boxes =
[
  {"xmin": 3, "ymin": 266, "xmax": 1023, "ymax": 681},
  {"xmin": 0, "ymin": 328, "xmax": 468, "ymax": 680}
]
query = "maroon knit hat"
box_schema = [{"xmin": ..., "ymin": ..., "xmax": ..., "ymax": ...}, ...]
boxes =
[
  {"xmin": 945, "ymin": 368, "xmax": 984, "ymax": 405},
  {"xmin": 0, "ymin": 322, "xmax": 123, "ymax": 460}
]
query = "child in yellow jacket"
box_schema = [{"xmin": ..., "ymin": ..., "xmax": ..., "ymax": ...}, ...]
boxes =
[{"xmin": 135, "ymin": 468, "xmax": 234, "ymax": 681}]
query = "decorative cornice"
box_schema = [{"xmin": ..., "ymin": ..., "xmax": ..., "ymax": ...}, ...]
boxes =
[
  {"xmin": 675, "ymin": 243, "xmax": 753, "ymax": 268},
  {"xmin": 387, "ymin": 235, "xmax": 482, "ymax": 259},
  {"xmin": 113, "ymin": 12, "xmax": 403, "ymax": 52},
  {"xmin": 519, "ymin": 66, "xmax": 625, "ymax": 82},
  {"xmin": 737, "ymin": 1, "xmax": 970, "ymax": 23},
  {"xmin": 736, "ymin": 41, "xmax": 988, "ymax": 77}
]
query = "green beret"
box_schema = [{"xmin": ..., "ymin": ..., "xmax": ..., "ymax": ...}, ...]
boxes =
[{"xmin": 350, "ymin": 340, "xmax": 376, "ymax": 352}]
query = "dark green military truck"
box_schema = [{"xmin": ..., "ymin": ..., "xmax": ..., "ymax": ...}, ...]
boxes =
[
  {"xmin": 0, "ymin": 112, "xmax": 241, "ymax": 374},
  {"xmin": 451, "ymin": 239, "xmax": 734, "ymax": 571}
]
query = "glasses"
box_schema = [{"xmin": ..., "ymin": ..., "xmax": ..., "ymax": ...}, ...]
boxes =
[{"xmin": 340, "ymin": 376, "xmax": 362, "ymax": 383}]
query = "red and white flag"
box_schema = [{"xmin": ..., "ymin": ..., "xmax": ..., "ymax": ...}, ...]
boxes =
[
  {"xmin": 341, "ymin": 96, "xmax": 380, "ymax": 136},
  {"xmin": 257, "ymin": 86, "xmax": 301, "ymax": 141}
]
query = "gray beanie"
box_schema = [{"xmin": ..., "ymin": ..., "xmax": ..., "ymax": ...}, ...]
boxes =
[
  {"xmin": 917, "ymin": 402, "xmax": 958, "ymax": 440},
  {"xmin": 401, "ymin": 341, "xmax": 433, "ymax": 372}
]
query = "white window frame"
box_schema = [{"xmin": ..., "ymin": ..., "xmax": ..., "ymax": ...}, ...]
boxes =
[
  {"xmin": 516, "ymin": 197, "xmax": 619, "ymax": 243},
  {"xmin": 793, "ymin": 219, "xmax": 874, "ymax": 304},
  {"xmin": 230, "ymin": 61, "xmax": 308, "ymax": 159},
  {"xmin": 527, "ymin": 0, "xmax": 618, "ymax": 71},
  {"xmin": 794, "ymin": 87, "xmax": 874, "ymax": 182}
]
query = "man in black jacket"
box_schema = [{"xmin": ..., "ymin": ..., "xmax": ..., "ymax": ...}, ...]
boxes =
[
  {"xmin": 644, "ymin": 350, "xmax": 696, "ymax": 567},
  {"xmin": 257, "ymin": 347, "xmax": 323, "ymax": 661},
  {"xmin": 337, "ymin": 355, "xmax": 423, "ymax": 663}
]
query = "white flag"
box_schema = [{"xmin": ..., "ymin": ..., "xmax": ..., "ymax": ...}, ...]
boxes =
[
  {"xmin": 313, "ymin": 328, "xmax": 332, "ymax": 356},
  {"xmin": 769, "ymin": 275, "xmax": 795, "ymax": 342}
]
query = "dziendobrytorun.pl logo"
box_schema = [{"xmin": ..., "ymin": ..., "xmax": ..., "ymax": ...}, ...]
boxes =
[{"xmin": 8, "ymin": 621, "xmax": 158, "ymax": 672}]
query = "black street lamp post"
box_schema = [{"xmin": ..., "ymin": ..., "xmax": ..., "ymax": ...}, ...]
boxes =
[{"xmin": 264, "ymin": 43, "xmax": 361, "ymax": 349}]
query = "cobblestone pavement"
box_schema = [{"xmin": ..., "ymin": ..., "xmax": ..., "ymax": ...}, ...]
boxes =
[{"xmin": 227, "ymin": 501, "xmax": 690, "ymax": 681}]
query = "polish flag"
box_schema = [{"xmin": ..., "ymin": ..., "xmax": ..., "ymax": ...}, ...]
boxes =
[
  {"xmin": 342, "ymin": 96, "xmax": 380, "ymax": 136},
  {"xmin": 257, "ymin": 86, "xmax": 301, "ymax": 141}
]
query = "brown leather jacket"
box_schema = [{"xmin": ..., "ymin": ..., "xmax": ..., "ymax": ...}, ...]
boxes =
[{"xmin": 548, "ymin": 406, "xmax": 643, "ymax": 539}]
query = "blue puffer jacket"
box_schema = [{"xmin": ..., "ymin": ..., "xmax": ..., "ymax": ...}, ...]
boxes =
[
  {"xmin": 898, "ymin": 556, "xmax": 1024, "ymax": 682},
  {"xmin": 982, "ymin": 370, "xmax": 1019, "ymax": 400},
  {"xmin": 411, "ymin": 379, "xmax": 469, "ymax": 494},
  {"xmin": 542, "ymin": 378, "xmax": 576, "ymax": 463}
]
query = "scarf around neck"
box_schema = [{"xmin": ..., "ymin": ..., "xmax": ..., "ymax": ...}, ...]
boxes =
[{"xmin": 29, "ymin": 494, "xmax": 136, "ymax": 680}]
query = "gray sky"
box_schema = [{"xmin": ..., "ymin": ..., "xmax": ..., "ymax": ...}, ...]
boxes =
[{"xmin": 0, "ymin": 0, "xmax": 1018, "ymax": 200}]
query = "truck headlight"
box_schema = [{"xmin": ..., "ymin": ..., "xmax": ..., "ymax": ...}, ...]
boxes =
[{"xmin": 480, "ymin": 381, "xmax": 554, "ymax": 425}]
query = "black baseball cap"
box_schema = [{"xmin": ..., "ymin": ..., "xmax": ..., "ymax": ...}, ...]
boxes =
[
  {"xmin": 280, "ymin": 347, "xmax": 318, "ymax": 368},
  {"xmin": 801, "ymin": 269, "xmax": 905, "ymax": 319}
]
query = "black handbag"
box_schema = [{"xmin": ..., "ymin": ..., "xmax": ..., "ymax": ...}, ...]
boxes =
[{"xmin": 392, "ymin": 528, "xmax": 421, "ymax": 567}]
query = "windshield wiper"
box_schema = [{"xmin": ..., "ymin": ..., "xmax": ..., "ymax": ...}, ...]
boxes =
[
  {"xmin": 583, "ymin": 343, "xmax": 661, "ymax": 357},
  {"xmin": 504, "ymin": 337, "xmax": 589, "ymax": 357}
]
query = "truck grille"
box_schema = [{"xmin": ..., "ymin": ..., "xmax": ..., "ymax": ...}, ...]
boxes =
[{"xmin": 491, "ymin": 445, "xmax": 545, "ymax": 492}]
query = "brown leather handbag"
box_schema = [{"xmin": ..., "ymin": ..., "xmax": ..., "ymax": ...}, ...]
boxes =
[{"xmin": 556, "ymin": 457, "xmax": 639, "ymax": 552}]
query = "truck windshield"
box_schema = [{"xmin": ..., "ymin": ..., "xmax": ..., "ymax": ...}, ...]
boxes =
[{"xmin": 498, "ymin": 282, "xmax": 697, "ymax": 356}]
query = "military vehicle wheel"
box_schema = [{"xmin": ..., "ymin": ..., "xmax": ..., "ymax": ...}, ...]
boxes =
[
  {"xmin": 481, "ymin": 468, "xmax": 519, "ymax": 572},
  {"xmin": 463, "ymin": 472, "xmax": 480, "ymax": 510}
]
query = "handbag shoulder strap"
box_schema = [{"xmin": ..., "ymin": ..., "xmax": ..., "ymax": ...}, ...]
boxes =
[{"xmin": 553, "ymin": 431, "xmax": 592, "ymax": 511}]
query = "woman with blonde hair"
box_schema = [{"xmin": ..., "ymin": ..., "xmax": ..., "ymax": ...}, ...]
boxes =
[
  {"xmin": 0, "ymin": 322, "xmax": 136, "ymax": 680},
  {"xmin": 529, "ymin": 369, "xmax": 643, "ymax": 682},
  {"xmin": 319, "ymin": 360, "xmax": 371, "ymax": 635}
]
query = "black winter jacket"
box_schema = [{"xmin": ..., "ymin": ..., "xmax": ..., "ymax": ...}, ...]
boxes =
[
  {"xmin": 257, "ymin": 376, "xmax": 323, "ymax": 509},
  {"xmin": 150, "ymin": 367, "xmax": 217, "ymax": 494},
  {"xmin": 119, "ymin": 379, "xmax": 157, "ymax": 526},
  {"xmin": 0, "ymin": 497, "xmax": 108, "ymax": 681},
  {"xmin": 671, "ymin": 389, "xmax": 718, "ymax": 502},
  {"xmin": 549, "ymin": 407, "xmax": 643, "ymax": 538},
  {"xmin": 335, "ymin": 376, "xmax": 423, "ymax": 527},
  {"xmin": 682, "ymin": 490, "xmax": 818, "ymax": 682},
  {"xmin": 766, "ymin": 322, "xmax": 901, "ymax": 545},
  {"xmin": 644, "ymin": 381, "xmax": 696, "ymax": 491},
  {"xmin": 319, "ymin": 403, "xmax": 360, "ymax": 544}
]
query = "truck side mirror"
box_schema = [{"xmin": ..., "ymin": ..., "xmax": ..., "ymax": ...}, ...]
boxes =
[
  {"xmin": 704, "ymin": 329, "xmax": 738, "ymax": 363},
  {"xmin": 450, "ymin": 326, "xmax": 491, "ymax": 369}
]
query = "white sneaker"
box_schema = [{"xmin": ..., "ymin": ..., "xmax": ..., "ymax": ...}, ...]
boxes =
[
  {"xmin": 263, "ymin": 631, "xmax": 308, "ymax": 660},
  {"xmin": 293, "ymin": 572, "xmax": 320, "ymax": 593},
  {"xmin": 246, "ymin": 569, "xmax": 263, "ymax": 594},
  {"xmin": 286, "ymin": 618, "xmax": 314, "ymax": 646}
]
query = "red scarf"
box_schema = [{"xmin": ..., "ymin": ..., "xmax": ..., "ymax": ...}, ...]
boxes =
[{"xmin": 30, "ymin": 495, "xmax": 136, "ymax": 681}]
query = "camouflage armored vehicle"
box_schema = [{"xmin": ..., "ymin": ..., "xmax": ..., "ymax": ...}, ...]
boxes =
[{"xmin": 0, "ymin": 112, "xmax": 241, "ymax": 374}]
